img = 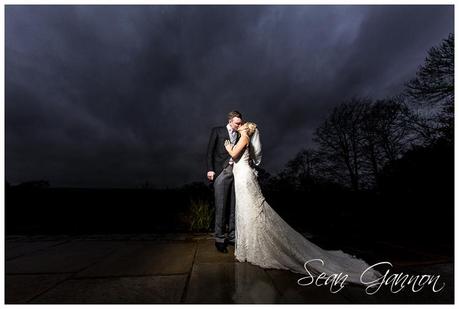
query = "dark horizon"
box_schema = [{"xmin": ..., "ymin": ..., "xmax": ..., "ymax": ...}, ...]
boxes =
[{"xmin": 5, "ymin": 5, "xmax": 454, "ymax": 188}]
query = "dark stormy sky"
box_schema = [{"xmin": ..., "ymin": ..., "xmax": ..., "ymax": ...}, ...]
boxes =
[{"xmin": 5, "ymin": 5, "xmax": 454, "ymax": 188}]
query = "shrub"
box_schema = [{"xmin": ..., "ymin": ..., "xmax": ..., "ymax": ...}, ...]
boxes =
[{"xmin": 189, "ymin": 198, "xmax": 214, "ymax": 232}]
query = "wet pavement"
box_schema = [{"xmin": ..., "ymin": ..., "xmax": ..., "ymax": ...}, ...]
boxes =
[{"xmin": 5, "ymin": 233, "xmax": 454, "ymax": 304}]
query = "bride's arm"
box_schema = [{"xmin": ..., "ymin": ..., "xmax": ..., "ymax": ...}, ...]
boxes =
[{"xmin": 224, "ymin": 135, "xmax": 249, "ymax": 160}]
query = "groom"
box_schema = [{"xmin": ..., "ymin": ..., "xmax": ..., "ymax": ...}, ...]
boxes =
[{"xmin": 206, "ymin": 110, "xmax": 243, "ymax": 253}]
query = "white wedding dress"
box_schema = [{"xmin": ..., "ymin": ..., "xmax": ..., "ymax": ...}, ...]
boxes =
[{"xmin": 232, "ymin": 142, "xmax": 383, "ymax": 285}]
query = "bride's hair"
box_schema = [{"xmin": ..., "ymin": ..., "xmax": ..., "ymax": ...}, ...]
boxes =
[{"xmin": 243, "ymin": 122, "xmax": 257, "ymax": 137}]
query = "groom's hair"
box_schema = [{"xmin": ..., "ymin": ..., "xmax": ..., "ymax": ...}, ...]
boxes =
[{"xmin": 228, "ymin": 110, "xmax": 242, "ymax": 121}]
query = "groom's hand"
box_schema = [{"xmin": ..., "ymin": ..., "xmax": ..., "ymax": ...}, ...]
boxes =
[{"xmin": 207, "ymin": 171, "xmax": 215, "ymax": 181}]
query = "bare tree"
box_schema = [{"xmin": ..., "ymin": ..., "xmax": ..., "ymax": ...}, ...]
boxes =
[
  {"xmin": 313, "ymin": 96, "xmax": 415, "ymax": 190},
  {"xmin": 280, "ymin": 148, "xmax": 322, "ymax": 190},
  {"xmin": 404, "ymin": 33, "xmax": 454, "ymax": 142},
  {"xmin": 313, "ymin": 97, "xmax": 371, "ymax": 191},
  {"xmin": 360, "ymin": 98, "xmax": 415, "ymax": 189},
  {"xmin": 392, "ymin": 94, "xmax": 441, "ymax": 145}
]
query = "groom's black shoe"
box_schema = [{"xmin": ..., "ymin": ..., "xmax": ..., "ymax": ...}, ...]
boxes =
[
  {"xmin": 215, "ymin": 241, "xmax": 228, "ymax": 253},
  {"xmin": 226, "ymin": 239, "xmax": 235, "ymax": 247}
]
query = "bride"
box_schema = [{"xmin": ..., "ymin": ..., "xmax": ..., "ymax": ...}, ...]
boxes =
[{"xmin": 224, "ymin": 121, "xmax": 383, "ymax": 286}]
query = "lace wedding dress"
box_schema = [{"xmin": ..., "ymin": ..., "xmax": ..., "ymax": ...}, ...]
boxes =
[{"xmin": 232, "ymin": 143, "xmax": 383, "ymax": 285}]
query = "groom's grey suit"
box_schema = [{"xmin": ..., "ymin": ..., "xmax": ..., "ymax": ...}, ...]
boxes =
[{"xmin": 207, "ymin": 125, "xmax": 239, "ymax": 244}]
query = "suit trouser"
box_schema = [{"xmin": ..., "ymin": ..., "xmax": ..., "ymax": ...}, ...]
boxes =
[{"xmin": 213, "ymin": 164, "xmax": 236, "ymax": 243}]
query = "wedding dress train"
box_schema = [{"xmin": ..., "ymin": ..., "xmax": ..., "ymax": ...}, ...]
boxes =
[{"xmin": 232, "ymin": 144, "xmax": 383, "ymax": 285}]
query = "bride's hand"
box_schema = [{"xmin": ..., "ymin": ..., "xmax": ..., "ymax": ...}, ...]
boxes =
[{"xmin": 224, "ymin": 140, "xmax": 232, "ymax": 151}]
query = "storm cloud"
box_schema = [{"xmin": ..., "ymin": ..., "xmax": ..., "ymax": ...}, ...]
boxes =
[{"xmin": 5, "ymin": 5, "xmax": 454, "ymax": 188}]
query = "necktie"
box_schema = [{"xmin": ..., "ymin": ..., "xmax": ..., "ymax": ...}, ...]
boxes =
[{"xmin": 230, "ymin": 130, "xmax": 237, "ymax": 144}]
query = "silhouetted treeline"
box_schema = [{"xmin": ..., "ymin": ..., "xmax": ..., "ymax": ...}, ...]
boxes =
[
  {"xmin": 255, "ymin": 33, "xmax": 454, "ymax": 246},
  {"xmin": 5, "ymin": 181, "xmax": 213, "ymax": 235}
]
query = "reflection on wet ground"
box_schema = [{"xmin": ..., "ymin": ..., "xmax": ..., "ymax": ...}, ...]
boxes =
[{"xmin": 5, "ymin": 233, "xmax": 453, "ymax": 304}]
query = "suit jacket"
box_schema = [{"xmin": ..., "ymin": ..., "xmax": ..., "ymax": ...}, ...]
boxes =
[{"xmin": 207, "ymin": 126, "xmax": 240, "ymax": 177}]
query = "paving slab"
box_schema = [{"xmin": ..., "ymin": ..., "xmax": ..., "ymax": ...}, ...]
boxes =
[
  {"xmin": 31, "ymin": 275, "xmax": 188, "ymax": 304},
  {"xmin": 195, "ymin": 239, "xmax": 236, "ymax": 264},
  {"xmin": 6, "ymin": 240, "xmax": 70, "ymax": 260},
  {"xmin": 6, "ymin": 274, "xmax": 73, "ymax": 303},
  {"xmin": 72, "ymin": 234, "xmax": 136, "ymax": 241},
  {"xmin": 265, "ymin": 268, "xmax": 352, "ymax": 303},
  {"xmin": 6, "ymin": 240, "xmax": 117, "ymax": 274},
  {"xmin": 184, "ymin": 262, "xmax": 281, "ymax": 303},
  {"xmin": 74, "ymin": 241, "xmax": 196, "ymax": 278},
  {"xmin": 7, "ymin": 234, "xmax": 75, "ymax": 241}
]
